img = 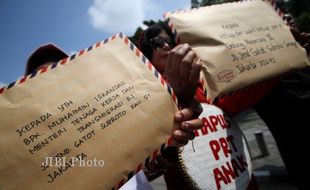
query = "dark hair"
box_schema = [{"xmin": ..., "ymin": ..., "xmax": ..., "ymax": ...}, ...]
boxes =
[
  {"xmin": 25, "ymin": 44, "xmax": 68, "ymax": 75},
  {"xmin": 140, "ymin": 21, "xmax": 175, "ymax": 60},
  {"xmin": 26, "ymin": 50, "xmax": 67, "ymax": 75}
]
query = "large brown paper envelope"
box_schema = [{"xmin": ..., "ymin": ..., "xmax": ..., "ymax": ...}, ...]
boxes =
[
  {"xmin": 165, "ymin": 0, "xmax": 310, "ymax": 102},
  {"xmin": 0, "ymin": 34, "xmax": 178, "ymax": 190}
]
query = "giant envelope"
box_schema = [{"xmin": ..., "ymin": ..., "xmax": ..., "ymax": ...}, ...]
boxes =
[{"xmin": 0, "ymin": 34, "xmax": 178, "ymax": 190}]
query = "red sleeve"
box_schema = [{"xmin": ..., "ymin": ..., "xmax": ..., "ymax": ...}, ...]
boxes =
[{"xmin": 195, "ymin": 79, "xmax": 281, "ymax": 116}]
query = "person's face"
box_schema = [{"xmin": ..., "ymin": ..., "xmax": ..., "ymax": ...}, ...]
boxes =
[{"xmin": 150, "ymin": 30, "xmax": 175, "ymax": 75}]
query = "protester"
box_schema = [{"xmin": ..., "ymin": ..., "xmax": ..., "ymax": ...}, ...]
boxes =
[
  {"xmin": 139, "ymin": 23, "xmax": 210, "ymax": 188},
  {"xmin": 139, "ymin": 22, "xmax": 201, "ymax": 109},
  {"xmin": 140, "ymin": 21, "xmax": 310, "ymax": 190},
  {"xmin": 140, "ymin": 22, "xmax": 260, "ymax": 190}
]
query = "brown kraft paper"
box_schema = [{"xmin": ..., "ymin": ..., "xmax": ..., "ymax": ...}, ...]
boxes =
[
  {"xmin": 165, "ymin": 0, "xmax": 310, "ymax": 101},
  {"xmin": 0, "ymin": 34, "xmax": 178, "ymax": 189}
]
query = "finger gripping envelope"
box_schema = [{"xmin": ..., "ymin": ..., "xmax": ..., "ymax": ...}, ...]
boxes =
[
  {"xmin": 0, "ymin": 34, "xmax": 178, "ymax": 189},
  {"xmin": 165, "ymin": 0, "xmax": 310, "ymax": 102}
]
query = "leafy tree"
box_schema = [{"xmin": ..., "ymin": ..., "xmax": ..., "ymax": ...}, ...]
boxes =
[
  {"xmin": 128, "ymin": 27, "xmax": 143, "ymax": 47},
  {"xmin": 191, "ymin": 0, "xmax": 236, "ymax": 7},
  {"xmin": 285, "ymin": 0, "xmax": 310, "ymax": 32},
  {"xmin": 295, "ymin": 12, "xmax": 310, "ymax": 32},
  {"xmin": 191, "ymin": 0, "xmax": 200, "ymax": 8}
]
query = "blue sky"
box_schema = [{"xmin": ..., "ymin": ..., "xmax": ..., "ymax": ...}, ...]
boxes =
[{"xmin": 0, "ymin": 0, "xmax": 190, "ymax": 87}]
